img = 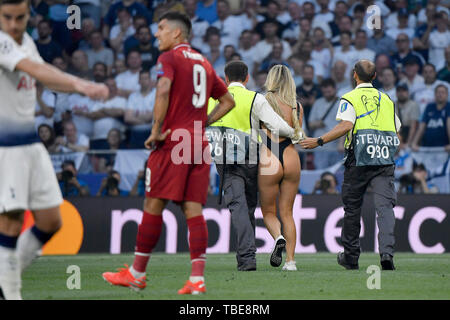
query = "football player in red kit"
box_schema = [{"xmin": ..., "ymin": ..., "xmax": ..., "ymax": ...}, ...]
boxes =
[{"xmin": 102, "ymin": 12, "xmax": 235, "ymax": 295}]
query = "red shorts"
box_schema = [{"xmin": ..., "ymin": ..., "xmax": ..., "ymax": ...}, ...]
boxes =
[{"xmin": 145, "ymin": 147, "xmax": 211, "ymax": 205}]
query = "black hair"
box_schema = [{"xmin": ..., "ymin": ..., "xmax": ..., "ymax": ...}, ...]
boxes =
[
  {"xmin": 0, "ymin": 0, "xmax": 29, "ymax": 5},
  {"xmin": 320, "ymin": 78, "xmax": 336, "ymax": 89},
  {"xmin": 224, "ymin": 61, "xmax": 248, "ymax": 82},
  {"xmin": 159, "ymin": 11, "xmax": 192, "ymax": 38}
]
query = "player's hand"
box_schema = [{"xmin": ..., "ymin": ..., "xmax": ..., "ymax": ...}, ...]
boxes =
[
  {"xmin": 299, "ymin": 137, "xmax": 319, "ymax": 149},
  {"xmin": 78, "ymin": 81, "xmax": 109, "ymax": 101},
  {"xmin": 144, "ymin": 129, "xmax": 171, "ymax": 149}
]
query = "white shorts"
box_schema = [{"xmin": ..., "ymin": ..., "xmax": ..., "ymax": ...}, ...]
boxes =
[{"xmin": 0, "ymin": 143, "xmax": 63, "ymax": 213}]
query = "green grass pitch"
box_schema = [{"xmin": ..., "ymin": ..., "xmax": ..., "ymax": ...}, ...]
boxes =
[{"xmin": 22, "ymin": 253, "xmax": 450, "ymax": 300}]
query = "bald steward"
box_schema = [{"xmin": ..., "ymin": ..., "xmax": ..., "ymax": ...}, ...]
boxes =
[{"xmin": 353, "ymin": 59, "xmax": 376, "ymax": 83}]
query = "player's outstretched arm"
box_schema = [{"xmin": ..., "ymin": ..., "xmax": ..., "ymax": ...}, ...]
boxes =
[
  {"xmin": 15, "ymin": 58, "xmax": 109, "ymax": 100},
  {"xmin": 206, "ymin": 92, "xmax": 235, "ymax": 127}
]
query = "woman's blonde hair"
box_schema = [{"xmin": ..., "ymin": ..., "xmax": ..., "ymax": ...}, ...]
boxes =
[{"xmin": 264, "ymin": 64, "xmax": 304, "ymax": 140}]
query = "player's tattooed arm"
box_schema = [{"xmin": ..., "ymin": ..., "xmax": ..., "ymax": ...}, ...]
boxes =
[
  {"xmin": 144, "ymin": 77, "xmax": 172, "ymax": 149},
  {"xmin": 206, "ymin": 92, "xmax": 235, "ymax": 126}
]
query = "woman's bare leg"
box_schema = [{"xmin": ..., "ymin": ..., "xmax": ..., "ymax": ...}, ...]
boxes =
[
  {"xmin": 278, "ymin": 146, "xmax": 301, "ymax": 262},
  {"xmin": 258, "ymin": 146, "xmax": 283, "ymax": 240}
]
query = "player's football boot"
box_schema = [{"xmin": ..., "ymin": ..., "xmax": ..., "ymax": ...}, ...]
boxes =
[
  {"xmin": 177, "ymin": 280, "xmax": 206, "ymax": 295},
  {"xmin": 102, "ymin": 264, "xmax": 146, "ymax": 291}
]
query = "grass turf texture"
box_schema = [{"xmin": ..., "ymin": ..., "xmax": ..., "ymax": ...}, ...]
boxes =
[{"xmin": 22, "ymin": 253, "xmax": 450, "ymax": 300}]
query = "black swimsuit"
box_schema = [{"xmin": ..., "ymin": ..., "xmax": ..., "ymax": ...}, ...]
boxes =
[{"xmin": 259, "ymin": 129, "xmax": 293, "ymax": 168}]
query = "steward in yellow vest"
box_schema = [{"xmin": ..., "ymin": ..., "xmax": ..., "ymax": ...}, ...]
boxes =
[
  {"xmin": 206, "ymin": 61, "xmax": 296, "ymax": 271},
  {"xmin": 300, "ymin": 60, "xmax": 401, "ymax": 271}
]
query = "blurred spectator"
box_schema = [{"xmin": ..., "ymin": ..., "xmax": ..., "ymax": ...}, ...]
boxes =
[
  {"xmin": 391, "ymin": 33, "xmax": 425, "ymax": 71},
  {"xmin": 68, "ymin": 50, "xmax": 92, "ymax": 79},
  {"xmin": 332, "ymin": 31, "xmax": 357, "ymax": 77},
  {"xmin": 130, "ymin": 162, "xmax": 147, "ymax": 196},
  {"xmin": 422, "ymin": 12, "xmax": 450, "ymax": 72},
  {"xmin": 328, "ymin": 1, "xmax": 349, "ymax": 40},
  {"xmin": 67, "ymin": 91, "xmax": 96, "ymax": 138},
  {"xmin": 109, "ymin": 8, "xmax": 135, "ymax": 56},
  {"xmin": 312, "ymin": 171, "xmax": 339, "ymax": 195},
  {"xmin": 295, "ymin": 38, "xmax": 325, "ymax": 82},
  {"xmin": 58, "ymin": 160, "xmax": 90, "ymax": 197},
  {"xmin": 95, "ymin": 128, "xmax": 125, "ymax": 173},
  {"xmin": 414, "ymin": 63, "xmax": 450, "ymax": 115},
  {"xmin": 331, "ymin": 60, "xmax": 351, "ymax": 97},
  {"xmin": 125, "ymin": 70, "xmax": 155, "ymax": 148},
  {"xmin": 308, "ymin": 78, "xmax": 342, "ymax": 169},
  {"xmin": 37, "ymin": 124, "xmax": 62, "ymax": 154},
  {"xmin": 237, "ymin": 29, "xmax": 257, "ymax": 77},
  {"xmin": 85, "ymin": 30, "xmax": 114, "ymax": 71},
  {"xmin": 128, "ymin": 25, "xmax": 159, "ymax": 70},
  {"xmin": 330, "ymin": 14, "xmax": 352, "ymax": 45},
  {"xmin": 417, "ymin": 0, "xmax": 449, "ymax": 25},
  {"xmin": 396, "ymin": 83, "xmax": 420, "ymax": 148},
  {"xmin": 203, "ymin": 31, "xmax": 226, "ymax": 71},
  {"xmin": 353, "ymin": 30, "xmax": 376, "ymax": 62},
  {"xmin": 47, "ymin": 0, "xmax": 71, "ymax": 49},
  {"xmin": 112, "ymin": 58, "xmax": 127, "ymax": 77},
  {"xmin": 34, "ymin": 82, "xmax": 56, "ymax": 130},
  {"xmin": 90, "ymin": 78, "xmax": 127, "ymax": 142},
  {"xmin": 97, "ymin": 170, "xmax": 129, "ymax": 196},
  {"xmin": 385, "ymin": 0, "xmax": 417, "ymax": 29},
  {"xmin": 73, "ymin": 0, "xmax": 102, "ymax": 29},
  {"xmin": 253, "ymin": 69, "xmax": 268, "ymax": 93},
  {"xmin": 115, "ymin": 50, "xmax": 142, "ymax": 98},
  {"xmin": 399, "ymin": 163, "xmax": 439, "ymax": 194},
  {"xmin": 196, "ymin": 0, "xmax": 218, "ymax": 25},
  {"xmin": 412, "ymin": 85, "xmax": 450, "ymax": 151},
  {"xmin": 51, "ymin": 56, "xmax": 70, "ymax": 136},
  {"xmin": 69, "ymin": 17, "xmax": 96, "ymax": 52},
  {"xmin": 57, "ymin": 121, "xmax": 90, "ymax": 153},
  {"xmin": 379, "ymin": 67, "xmax": 397, "ymax": 101},
  {"xmin": 296, "ymin": 16, "xmax": 312, "ymax": 46},
  {"xmin": 212, "ymin": 0, "xmax": 245, "ymax": 48},
  {"xmin": 184, "ymin": 0, "xmax": 210, "ymax": 50},
  {"xmin": 236, "ymin": 0, "xmax": 264, "ymax": 31},
  {"xmin": 103, "ymin": 0, "xmax": 152, "ymax": 39},
  {"xmin": 296, "ymin": 64, "xmax": 322, "ymax": 131},
  {"xmin": 287, "ymin": 55, "xmax": 304, "ymax": 87},
  {"xmin": 35, "ymin": 19, "xmax": 62, "ymax": 63},
  {"xmin": 253, "ymin": 19, "xmax": 291, "ymax": 67},
  {"xmin": 437, "ymin": 46, "xmax": 450, "ymax": 83},
  {"xmin": 216, "ymin": 44, "xmax": 236, "ymax": 78},
  {"xmin": 373, "ymin": 53, "xmax": 393, "ymax": 88},
  {"xmin": 311, "ymin": 27, "xmax": 332, "ymax": 78},
  {"xmin": 92, "ymin": 62, "xmax": 108, "ymax": 83},
  {"xmin": 281, "ymin": 1, "xmax": 302, "ymax": 44},
  {"xmin": 254, "ymin": 1, "xmax": 285, "ymax": 38},
  {"xmin": 386, "ymin": 8, "xmax": 415, "ymax": 41},
  {"xmin": 367, "ymin": 19, "xmax": 397, "ymax": 56},
  {"xmin": 310, "ymin": 0, "xmax": 332, "ymax": 38},
  {"xmin": 123, "ymin": 14, "xmax": 151, "ymax": 55},
  {"xmin": 398, "ymin": 56, "xmax": 425, "ymax": 94},
  {"xmin": 259, "ymin": 40, "xmax": 286, "ymax": 72},
  {"xmin": 274, "ymin": 0, "xmax": 291, "ymax": 25}
]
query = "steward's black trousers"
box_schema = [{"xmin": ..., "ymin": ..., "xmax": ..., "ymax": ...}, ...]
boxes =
[{"xmin": 341, "ymin": 164, "xmax": 397, "ymax": 264}]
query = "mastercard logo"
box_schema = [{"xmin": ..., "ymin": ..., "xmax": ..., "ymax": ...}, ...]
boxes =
[{"xmin": 21, "ymin": 200, "xmax": 84, "ymax": 255}]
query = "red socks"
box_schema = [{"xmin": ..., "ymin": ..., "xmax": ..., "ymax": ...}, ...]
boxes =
[
  {"xmin": 187, "ymin": 215, "xmax": 208, "ymax": 277},
  {"xmin": 132, "ymin": 213, "xmax": 208, "ymax": 277},
  {"xmin": 133, "ymin": 212, "xmax": 163, "ymax": 273}
]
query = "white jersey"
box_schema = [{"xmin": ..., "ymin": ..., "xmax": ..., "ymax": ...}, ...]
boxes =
[{"xmin": 0, "ymin": 31, "xmax": 44, "ymax": 146}]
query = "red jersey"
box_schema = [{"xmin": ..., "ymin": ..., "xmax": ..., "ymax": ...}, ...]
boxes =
[{"xmin": 155, "ymin": 43, "xmax": 228, "ymax": 150}]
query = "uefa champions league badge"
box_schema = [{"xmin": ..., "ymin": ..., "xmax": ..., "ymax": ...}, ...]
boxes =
[
  {"xmin": 156, "ymin": 63, "xmax": 164, "ymax": 76},
  {"xmin": 0, "ymin": 40, "xmax": 13, "ymax": 55}
]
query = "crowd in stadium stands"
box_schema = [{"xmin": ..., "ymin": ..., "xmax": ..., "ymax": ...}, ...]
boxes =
[{"xmin": 30, "ymin": 0, "xmax": 450, "ymax": 194}]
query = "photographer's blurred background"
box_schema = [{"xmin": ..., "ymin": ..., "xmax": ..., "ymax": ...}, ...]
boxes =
[{"xmin": 29, "ymin": 0, "xmax": 450, "ymax": 196}]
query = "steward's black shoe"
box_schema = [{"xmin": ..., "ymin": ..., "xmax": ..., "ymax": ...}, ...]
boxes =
[
  {"xmin": 337, "ymin": 252, "xmax": 359, "ymax": 270},
  {"xmin": 380, "ymin": 254, "xmax": 395, "ymax": 270},
  {"xmin": 0, "ymin": 287, "xmax": 4, "ymax": 300},
  {"xmin": 238, "ymin": 264, "xmax": 256, "ymax": 271},
  {"xmin": 270, "ymin": 236, "xmax": 286, "ymax": 267}
]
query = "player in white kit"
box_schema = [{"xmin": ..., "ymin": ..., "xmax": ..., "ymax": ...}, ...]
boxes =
[{"xmin": 0, "ymin": 0, "xmax": 108, "ymax": 300}]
